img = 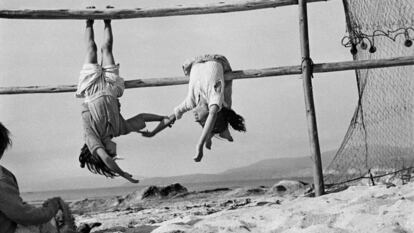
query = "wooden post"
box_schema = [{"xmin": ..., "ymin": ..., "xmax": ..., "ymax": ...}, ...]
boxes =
[{"xmin": 298, "ymin": 0, "xmax": 325, "ymax": 196}]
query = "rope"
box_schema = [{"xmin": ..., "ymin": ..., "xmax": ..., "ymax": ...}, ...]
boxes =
[
  {"xmin": 341, "ymin": 27, "xmax": 414, "ymax": 55},
  {"xmin": 300, "ymin": 57, "xmax": 314, "ymax": 79},
  {"xmin": 325, "ymin": 166, "xmax": 414, "ymax": 188}
]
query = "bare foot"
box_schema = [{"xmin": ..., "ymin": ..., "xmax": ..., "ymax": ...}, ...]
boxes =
[{"xmin": 193, "ymin": 154, "xmax": 203, "ymax": 162}]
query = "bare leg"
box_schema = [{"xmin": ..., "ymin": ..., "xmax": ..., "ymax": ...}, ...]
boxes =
[
  {"xmin": 221, "ymin": 80, "xmax": 233, "ymax": 142},
  {"xmin": 126, "ymin": 113, "xmax": 166, "ymax": 133},
  {"xmin": 126, "ymin": 115, "xmax": 146, "ymax": 133},
  {"xmin": 138, "ymin": 113, "xmax": 167, "ymax": 122},
  {"xmin": 224, "ymin": 80, "xmax": 233, "ymax": 108},
  {"xmin": 102, "ymin": 20, "xmax": 116, "ymax": 66},
  {"xmin": 84, "ymin": 20, "xmax": 98, "ymax": 64}
]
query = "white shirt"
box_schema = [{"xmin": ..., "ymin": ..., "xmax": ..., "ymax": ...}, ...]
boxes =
[{"xmin": 174, "ymin": 61, "xmax": 225, "ymax": 119}]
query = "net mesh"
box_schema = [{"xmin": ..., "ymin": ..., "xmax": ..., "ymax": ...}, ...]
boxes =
[{"xmin": 325, "ymin": 0, "xmax": 414, "ymax": 186}]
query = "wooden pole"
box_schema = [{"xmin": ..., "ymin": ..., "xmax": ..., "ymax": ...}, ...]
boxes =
[
  {"xmin": 1, "ymin": 56, "xmax": 414, "ymax": 94},
  {"xmin": 0, "ymin": 0, "xmax": 327, "ymax": 20},
  {"xmin": 298, "ymin": 0, "xmax": 324, "ymax": 196},
  {"xmin": 1, "ymin": 56, "xmax": 413, "ymax": 95},
  {"xmin": 312, "ymin": 56, "xmax": 414, "ymax": 73},
  {"xmin": 0, "ymin": 65, "xmax": 302, "ymax": 94}
]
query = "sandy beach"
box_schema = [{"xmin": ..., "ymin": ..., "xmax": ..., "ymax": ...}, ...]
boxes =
[{"xmin": 69, "ymin": 179, "xmax": 414, "ymax": 233}]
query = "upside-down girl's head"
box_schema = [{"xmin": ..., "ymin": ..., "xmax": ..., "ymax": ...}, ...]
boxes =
[
  {"xmin": 195, "ymin": 106, "xmax": 246, "ymax": 136},
  {"xmin": 79, "ymin": 144, "xmax": 118, "ymax": 178}
]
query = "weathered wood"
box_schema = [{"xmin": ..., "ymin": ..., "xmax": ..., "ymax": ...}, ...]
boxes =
[
  {"xmin": 312, "ymin": 56, "xmax": 414, "ymax": 73},
  {"xmin": 298, "ymin": 0, "xmax": 325, "ymax": 196},
  {"xmin": 0, "ymin": 0, "xmax": 327, "ymax": 19},
  {"xmin": 2, "ymin": 56, "xmax": 414, "ymax": 94},
  {"xmin": 0, "ymin": 66, "xmax": 302, "ymax": 94}
]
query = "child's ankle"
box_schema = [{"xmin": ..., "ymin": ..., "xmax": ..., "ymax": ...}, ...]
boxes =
[{"xmin": 86, "ymin": 19, "xmax": 94, "ymax": 26}]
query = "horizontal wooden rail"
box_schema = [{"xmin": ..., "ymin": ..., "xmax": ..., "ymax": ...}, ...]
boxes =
[
  {"xmin": 0, "ymin": 0, "xmax": 327, "ymax": 20},
  {"xmin": 0, "ymin": 65, "xmax": 302, "ymax": 94},
  {"xmin": 312, "ymin": 55, "xmax": 414, "ymax": 73},
  {"xmin": 1, "ymin": 56, "xmax": 414, "ymax": 95}
]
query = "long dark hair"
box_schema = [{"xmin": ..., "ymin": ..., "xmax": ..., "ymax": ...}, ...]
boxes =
[
  {"xmin": 200, "ymin": 107, "xmax": 246, "ymax": 134},
  {"xmin": 0, "ymin": 122, "xmax": 11, "ymax": 157},
  {"xmin": 79, "ymin": 144, "xmax": 118, "ymax": 178}
]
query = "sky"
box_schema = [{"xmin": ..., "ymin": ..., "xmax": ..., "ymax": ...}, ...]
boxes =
[{"xmin": 0, "ymin": 0, "xmax": 358, "ymax": 191}]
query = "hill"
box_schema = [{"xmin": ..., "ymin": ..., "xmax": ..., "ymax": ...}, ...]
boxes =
[
  {"xmin": 23, "ymin": 150, "xmax": 336, "ymax": 191},
  {"xmin": 137, "ymin": 150, "xmax": 336, "ymax": 186}
]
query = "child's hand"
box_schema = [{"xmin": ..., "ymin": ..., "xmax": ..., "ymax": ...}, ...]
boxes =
[
  {"xmin": 205, "ymin": 137, "xmax": 212, "ymax": 150},
  {"xmin": 164, "ymin": 116, "xmax": 175, "ymax": 128},
  {"xmin": 112, "ymin": 156, "xmax": 124, "ymax": 161},
  {"xmin": 194, "ymin": 144, "xmax": 204, "ymax": 162},
  {"xmin": 56, "ymin": 199, "xmax": 77, "ymax": 232},
  {"xmin": 121, "ymin": 172, "xmax": 139, "ymax": 183},
  {"xmin": 43, "ymin": 197, "xmax": 61, "ymax": 210}
]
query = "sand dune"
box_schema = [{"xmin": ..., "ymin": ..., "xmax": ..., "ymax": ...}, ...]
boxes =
[{"xmin": 73, "ymin": 180, "xmax": 414, "ymax": 233}]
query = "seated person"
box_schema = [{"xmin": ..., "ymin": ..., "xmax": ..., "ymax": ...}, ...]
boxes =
[{"xmin": 0, "ymin": 122, "xmax": 81, "ymax": 233}]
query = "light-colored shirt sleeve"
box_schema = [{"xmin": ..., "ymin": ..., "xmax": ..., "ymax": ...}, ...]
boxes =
[
  {"xmin": 173, "ymin": 80, "xmax": 197, "ymax": 120},
  {"xmin": 0, "ymin": 174, "xmax": 59, "ymax": 225}
]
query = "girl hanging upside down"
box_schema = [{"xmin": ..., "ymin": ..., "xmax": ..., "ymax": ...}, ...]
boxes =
[
  {"xmin": 143, "ymin": 54, "xmax": 246, "ymax": 162},
  {"xmin": 76, "ymin": 20, "xmax": 172, "ymax": 183}
]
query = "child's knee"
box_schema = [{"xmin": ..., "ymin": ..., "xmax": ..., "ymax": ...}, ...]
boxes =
[
  {"xmin": 135, "ymin": 114, "xmax": 146, "ymax": 128},
  {"xmin": 127, "ymin": 116, "xmax": 146, "ymax": 132},
  {"xmin": 87, "ymin": 41, "xmax": 97, "ymax": 52},
  {"xmin": 101, "ymin": 42, "xmax": 113, "ymax": 54}
]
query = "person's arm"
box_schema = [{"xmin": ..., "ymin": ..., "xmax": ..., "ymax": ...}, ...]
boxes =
[
  {"xmin": 141, "ymin": 114, "xmax": 176, "ymax": 137},
  {"xmin": 223, "ymin": 80, "xmax": 233, "ymax": 108},
  {"xmin": 174, "ymin": 81, "xmax": 197, "ymax": 120},
  {"xmin": 0, "ymin": 181, "xmax": 60, "ymax": 225},
  {"xmin": 95, "ymin": 148, "xmax": 139, "ymax": 183},
  {"xmin": 174, "ymin": 98, "xmax": 196, "ymax": 120},
  {"xmin": 137, "ymin": 113, "xmax": 168, "ymax": 122},
  {"xmin": 56, "ymin": 199, "xmax": 77, "ymax": 233},
  {"xmin": 205, "ymin": 133, "xmax": 213, "ymax": 150},
  {"xmin": 194, "ymin": 104, "xmax": 219, "ymax": 162}
]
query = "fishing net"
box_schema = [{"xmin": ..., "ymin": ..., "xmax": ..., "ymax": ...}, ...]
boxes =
[{"xmin": 324, "ymin": 0, "xmax": 414, "ymax": 186}]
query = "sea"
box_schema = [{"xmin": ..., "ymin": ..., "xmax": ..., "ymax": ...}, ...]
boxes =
[{"xmin": 21, "ymin": 177, "xmax": 313, "ymax": 205}]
